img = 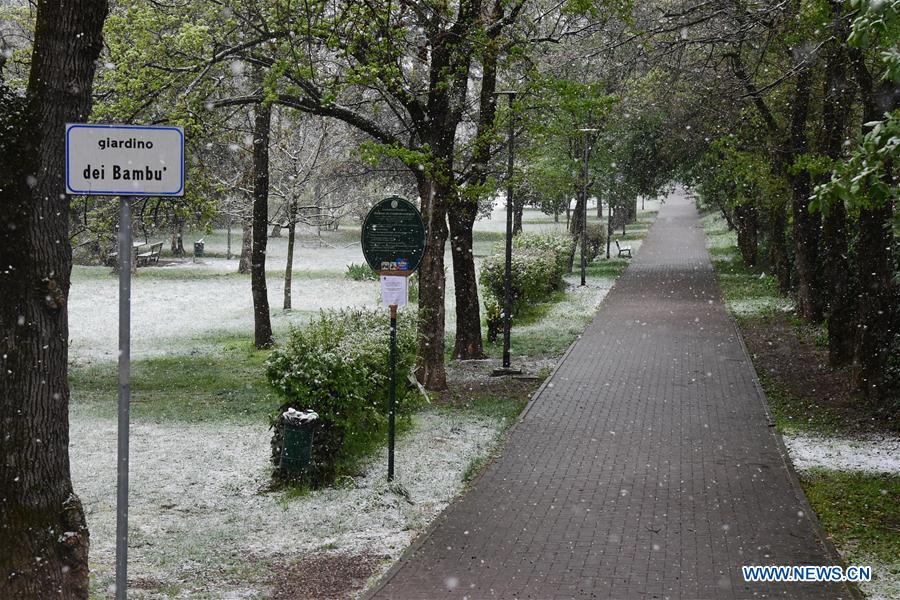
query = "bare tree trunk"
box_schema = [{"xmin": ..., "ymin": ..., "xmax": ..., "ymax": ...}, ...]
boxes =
[
  {"xmin": 251, "ymin": 103, "xmax": 274, "ymax": 348},
  {"xmin": 512, "ymin": 194, "xmax": 524, "ymax": 235},
  {"xmin": 820, "ymin": 3, "xmax": 856, "ymax": 366},
  {"xmin": 788, "ymin": 68, "xmax": 822, "ymax": 321},
  {"xmin": 170, "ymin": 219, "xmax": 185, "ymax": 257},
  {"xmin": 849, "ymin": 53, "xmax": 897, "ymax": 399},
  {"xmin": 416, "ymin": 178, "xmax": 448, "ymax": 390},
  {"xmin": 567, "ymin": 188, "xmax": 585, "ymax": 272},
  {"xmin": 226, "ymin": 217, "xmax": 233, "ymax": 260},
  {"xmin": 768, "ymin": 201, "xmax": 791, "ymax": 294},
  {"xmin": 449, "ymin": 195, "xmax": 486, "ymax": 359},
  {"xmin": 0, "ymin": 0, "xmax": 107, "ymax": 596},
  {"xmin": 734, "ymin": 204, "xmax": 758, "ymax": 267},
  {"xmin": 284, "ymin": 201, "xmax": 297, "ymax": 311},
  {"xmin": 238, "ymin": 217, "xmax": 252, "ymax": 274},
  {"xmin": 852, "ymin": 204, "xmax": 894, "ymax": 398}
]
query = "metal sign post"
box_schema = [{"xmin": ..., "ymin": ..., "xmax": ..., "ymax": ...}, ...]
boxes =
[
  {"xmin": 66, "ymin": 123, "xmax": 184, "ymax": 599},
  {"xmin": 388, "ymin": 303, "xmax": 398, "ymax": 480},
  {"xmin": 115, "ymin": 196, "xmax": 132, "ymax": 599},
  {"xmin": 361, "ymin": 197, "xmax": 425, "ymax": 481},
  {"xmin": 492, "ymin": 90, "xmax": 521, "ymax": 377},
  {"xmin": 578, "ymin": 128, "xmax": 599, "ymax": 287}
]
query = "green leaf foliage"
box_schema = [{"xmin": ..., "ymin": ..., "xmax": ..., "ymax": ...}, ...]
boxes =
[{"xmin": 266, "ymin": 308, "xmax": 421, "ymax": 487}]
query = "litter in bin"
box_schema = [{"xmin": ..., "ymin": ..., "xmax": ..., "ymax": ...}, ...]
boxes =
[{"xmin": 282, "ymin": 408, "xmax": 318, "ymax": 425}]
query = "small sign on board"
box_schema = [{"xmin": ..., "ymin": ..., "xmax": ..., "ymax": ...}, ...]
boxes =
[{"xmin": 380, "ymin": 275, "xmax": 408, "ymax": 308}]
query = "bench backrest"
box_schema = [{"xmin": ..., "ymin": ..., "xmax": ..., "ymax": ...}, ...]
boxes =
[
  {"xmin": 150, "ymin": 242, "xmax": 163, "ymax": 255},
  {"xmin": 614, "ymin": 240, "xmax": 621, "ymax": 249}
]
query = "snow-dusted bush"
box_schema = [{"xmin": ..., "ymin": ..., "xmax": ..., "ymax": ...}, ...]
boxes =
[
  {"xmin": 512, "ymin": 232, "xmax": 573, "ymax": 287},
  {"xmin": 266, "ymin": 308, "xmax": 419, "ymax": 486},
  {"xmin": 585, "ymin": 223, "xmax": 605, "ymax": 261},
  {"xmin": 480, "ymin": 233, "xmax": 572, "ymax": 337}
]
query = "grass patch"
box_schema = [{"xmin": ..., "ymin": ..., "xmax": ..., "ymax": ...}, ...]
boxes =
[
  {"xmin": 800, "ymin": 470, "xmax": 900, "ymax": 565},
  {"xmin": 586, "ymin": 259, "xmax": 629, "ymax": 278},
  {"xmin": 756, "ymin": 370, "xmax": 844, "ymax": 435},
  {"xmin": 473, "ymin": 230, "xmax": 506, "ymax": 242},
  {"xmin": 446, "ymin": 394, "xmax": 530, "ymax": 483},
  {"xmin": 71, "ymin": 337, "xmax": 274, "ymax": 422}
]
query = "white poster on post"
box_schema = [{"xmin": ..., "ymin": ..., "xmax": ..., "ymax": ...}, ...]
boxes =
[{"xmin": 380, "ymin": 275, "xmax": 408, "ymax": 308}]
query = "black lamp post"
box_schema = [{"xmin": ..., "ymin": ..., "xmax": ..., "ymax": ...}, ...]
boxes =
[
  {"xmin": 578, "ymin": 128, "xmax": 598, "ymax": 286},
  {"xmin": 493, "ymin": 90, "xmax": 521, "ymax": 376}
]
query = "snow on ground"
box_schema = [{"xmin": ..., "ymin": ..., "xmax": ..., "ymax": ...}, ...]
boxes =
[
  {"xmin": 782, "ymin": 433, "xmax": 900, "ymax": 474},
  {"xmin": 70, "ymin": 409, "xmax": 503, "ymax": 597},
  {"xmin": 68, "ymin": 275, "xmax": 380, "ymax": 363},
  {"xmin": 69, "ymin": 202, "xmax": 655, "ymax": 364}
]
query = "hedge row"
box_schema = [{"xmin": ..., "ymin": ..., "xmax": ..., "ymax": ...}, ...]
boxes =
[{"xmin": 266, "ymin": 308, "xmax": 419, "ymax": 487}]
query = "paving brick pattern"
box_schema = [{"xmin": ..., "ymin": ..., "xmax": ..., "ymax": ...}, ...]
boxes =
[{"xmin": 370, "ymin": 193, "xmax": 851, "ymax": 599}]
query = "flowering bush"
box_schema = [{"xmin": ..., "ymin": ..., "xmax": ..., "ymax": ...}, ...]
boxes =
[{"xmin": 266, "ymin": 308, "xmax": 419, "ymax": 486}]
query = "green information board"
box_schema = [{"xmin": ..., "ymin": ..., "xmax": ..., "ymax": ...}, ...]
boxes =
[{"xmin": 361, "ymin": 196, "xmax": 426, "ymax": 273}]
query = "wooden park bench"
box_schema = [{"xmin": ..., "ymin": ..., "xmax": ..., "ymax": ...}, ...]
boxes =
[
  {"xmin": 615, "ymin": 239, "xmax": 632, "ymax": 258},
  {"xmin": 136, "ymin": 242, "xmax": 163, "ymax": 266}
]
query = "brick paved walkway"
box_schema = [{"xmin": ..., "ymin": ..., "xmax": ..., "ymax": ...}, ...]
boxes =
[{"xmin": 370, "ymin": 192, "xmax": 851, "ymax": 599}]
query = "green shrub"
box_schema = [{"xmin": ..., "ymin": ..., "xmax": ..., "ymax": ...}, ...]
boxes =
[
  {"xmin": 585, "ymin": 223, "xmax": 605, "ymax": 261},
  {"xmin": 485, "ymin": 294, "xmax": 502, "ymax": 342},
  {"xmin": 266, "ymin": 308, "xmax": 419, "ymax": 487},
  {"xmin": 345, "ymin": 262, "xmax": 377, "ymax": 280},
  {"xmin": 512, "ymin": 232, "xmax": 573, "ymax": 286},
  {"xmin": 480, "ymin": 233, "xmax": 572, "ymax": 336}
]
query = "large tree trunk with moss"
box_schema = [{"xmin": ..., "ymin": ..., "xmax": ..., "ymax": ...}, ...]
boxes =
[
  {"xmin": 251, "ymin": 103, "xmax": 274, "ymax": 348},
  {"xmin": 0, "ymin": 0, "xmax": 107, "ymax": 597}
]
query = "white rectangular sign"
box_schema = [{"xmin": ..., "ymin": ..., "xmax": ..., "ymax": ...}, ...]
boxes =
[
  {"xmin": 65, "ymin": 123, "xmax": 185, "ymax": 196},
  {"xmin": 380, "ymin": 275, "xmax": 408, "ymax": 308}
]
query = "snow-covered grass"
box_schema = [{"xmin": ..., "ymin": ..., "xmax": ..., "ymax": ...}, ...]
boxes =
[
  {"xmin": 69, "ymin": 201, "xmax": 657, "ymax": 365},
  {"xmin": 68, "ymin": 273, "xmax": 379, "ymax": 363},
  {"xmin": 787, "ymin": 433, "xmax": 900, "ymax": 600},
  {"xmin": 72, "ymin": 409, "xmax": 505, "ymax": 598},
  {"xmin": 783, "ymin": 433, "xmax": 900, "ymax": 475}
]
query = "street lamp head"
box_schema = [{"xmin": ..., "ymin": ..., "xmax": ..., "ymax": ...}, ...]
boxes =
[
  {"xmin": 494, "ymin": 90, "xmax": 517, "ymax": 97},
  {"xmin": 578, "ymin": 128, "xmax": 599, "ymax": 132}
]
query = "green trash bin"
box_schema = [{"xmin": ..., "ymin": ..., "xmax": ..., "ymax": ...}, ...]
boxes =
[{"xmin": 280, "ymin": 408, "xmax": 318, "ymax": 475}]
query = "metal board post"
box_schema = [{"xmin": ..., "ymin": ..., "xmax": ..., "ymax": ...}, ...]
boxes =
[
  {"xmin": 115, "ymin": 196, "xmax": 132, "ymax": 599},
  {"xmin": 388, "ymin": 304, "xmax": 397, "ymax": 481}
]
